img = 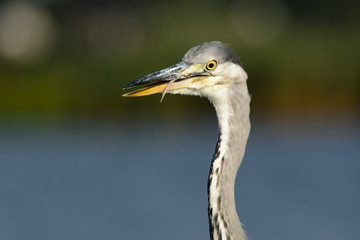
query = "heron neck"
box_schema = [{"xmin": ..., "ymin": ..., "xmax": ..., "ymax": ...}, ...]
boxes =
[{"xmin": 208, "ymin": 85, "xmax": 250, "ymax": 240}]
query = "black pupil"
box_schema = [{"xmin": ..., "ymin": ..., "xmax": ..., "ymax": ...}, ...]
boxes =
[{"xmin": 208, "ymin": 63, "xmax": 214, "ymax": 68}]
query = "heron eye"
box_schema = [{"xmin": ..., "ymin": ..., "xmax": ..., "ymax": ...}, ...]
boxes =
[{"xmin": 206, "ymin": 60, "xmax": 217, "ymax": 70}]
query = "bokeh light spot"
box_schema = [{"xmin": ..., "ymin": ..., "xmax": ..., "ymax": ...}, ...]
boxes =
[
  {"xmin": 229, "ymin": 0, "xmax": 290, "ymax": 45},
  {"xmin": 0, "ymin": 1, "xmax": 56, "ymax": 64}
]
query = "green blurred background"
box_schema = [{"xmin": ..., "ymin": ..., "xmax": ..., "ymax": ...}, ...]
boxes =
[
  {"xmin": 1, "ymin": 1, "xmax": 360, "ymax": 240},
  {"xmin": 0, "ymin": 0, "xmax": 359, "ymax": 124}
]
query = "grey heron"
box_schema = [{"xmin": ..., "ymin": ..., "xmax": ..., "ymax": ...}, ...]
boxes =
[{"xmin": 123, "ymin": 41, "xmax": 251, "ymax": 240}]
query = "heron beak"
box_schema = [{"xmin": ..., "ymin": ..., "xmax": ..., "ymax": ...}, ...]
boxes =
[{"xmin": 122, "ymin": 62, "xmax": 207, "ymax": 98}]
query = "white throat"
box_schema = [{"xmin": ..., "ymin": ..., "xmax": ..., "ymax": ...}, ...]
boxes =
[{"xmin": 207, "ymin": 71, "xmax": 251, "ymax": 240}]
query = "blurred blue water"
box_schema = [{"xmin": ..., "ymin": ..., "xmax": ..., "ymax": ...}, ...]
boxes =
[{"xmin": 0, "ymin": 118, "xmax": 359, "ymax": 240}]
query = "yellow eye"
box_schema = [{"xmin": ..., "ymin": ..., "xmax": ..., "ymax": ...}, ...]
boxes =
[{"xmin": 206, "ymin": 60, "xmax": 217, "ymax": 70}]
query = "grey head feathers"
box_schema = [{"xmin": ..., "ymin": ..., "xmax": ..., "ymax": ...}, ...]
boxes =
[{"xmin": 182, "ymin": 41, "xmax": 242, "ymax": 66}]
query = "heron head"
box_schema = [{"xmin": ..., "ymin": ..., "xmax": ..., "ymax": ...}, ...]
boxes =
[{"xmin": 123, "ymin": 41, "xmax": 247, "ymax": 102}]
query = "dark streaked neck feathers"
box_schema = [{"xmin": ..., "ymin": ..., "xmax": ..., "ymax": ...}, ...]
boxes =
[{"xmin": 207, "ymin": 81, "xmax": 251, "ymax": 240}]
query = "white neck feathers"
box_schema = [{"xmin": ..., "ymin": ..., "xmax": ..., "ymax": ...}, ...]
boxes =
[{"xmin": 207, "ymin": 80, "xmax": 250, "ymax": 240}]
